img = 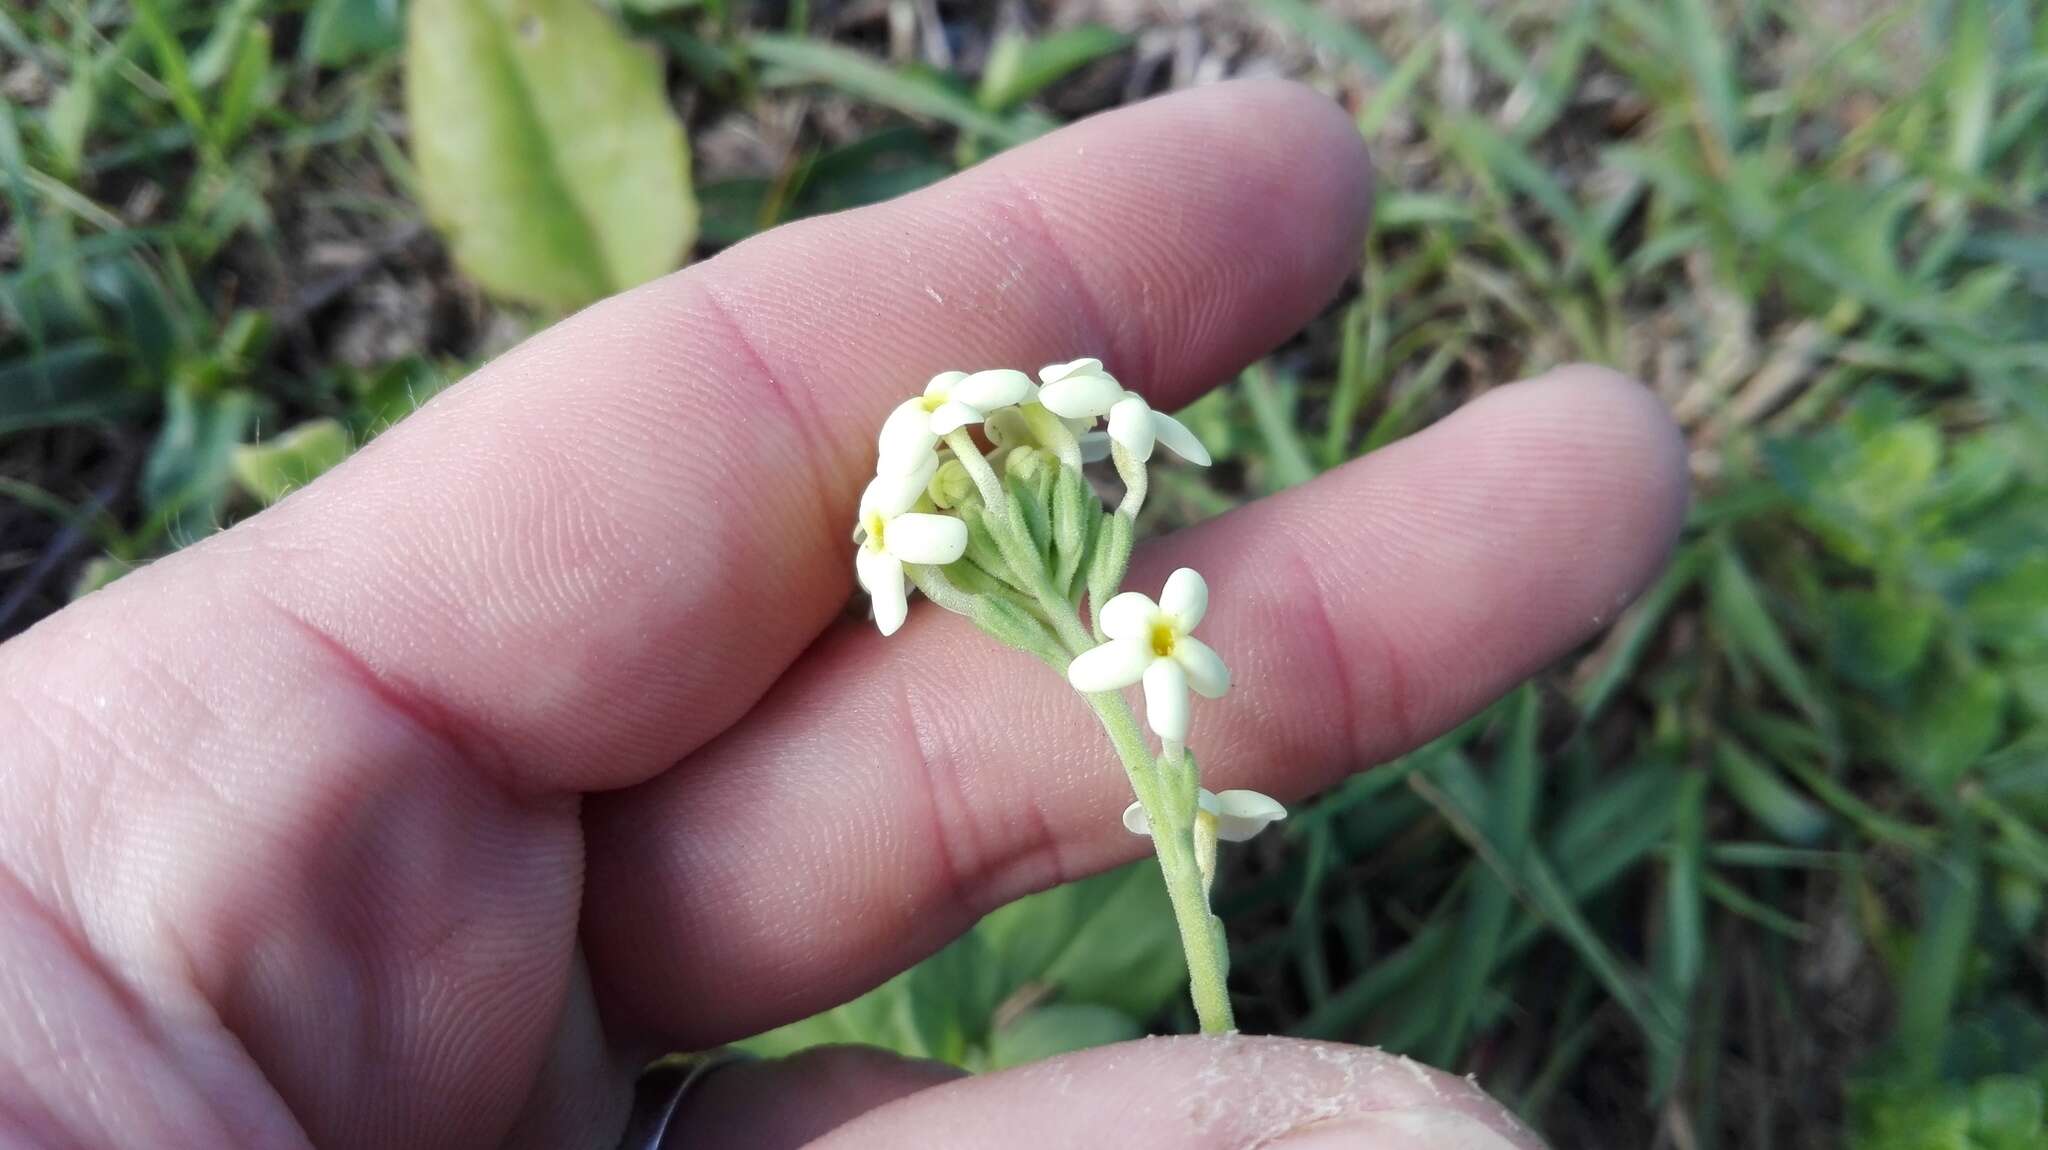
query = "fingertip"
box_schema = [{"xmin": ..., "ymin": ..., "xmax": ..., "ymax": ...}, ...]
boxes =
[
  {"xmin": 1469, "ymin": 364, "xmax": 1691, "ymax": 589},
  {"xmin": 1184, "ymin": 76, "xmax": 1375, "ymax": 239},
  {"xmin": 813, "ymin": 1035, "xmax": 1541, "ymax": 1149}
]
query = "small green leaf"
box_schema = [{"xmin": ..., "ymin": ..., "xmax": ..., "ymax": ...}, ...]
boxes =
[
  {"xmin": 1967, "ymin": 556, "xmax": 2048, "ymax": 655},
  {"xmin": 1085, "ymin": 512, "xmax": 1133, "ymax": 633},
  {"xmin": 1970, "ymin": 1075, "xmax": 2043, "ymax": 1147},
  {"xmin": 0, "ymin": 341, "xmax": 141, "ymax": 433},
  {"xmin": 975, "ymin": 26, "xmax": 1127, "ymax": 113},
  {"xmin": 142, "ymin": 387, "xmax": 257, "ymax": 544},
  {"xmin": 977, "ymin": 861, "xmax": 1183, "ymax": 1019},
  {"xmin": 232, "ymin": 419, "xmax": 354, "ymax": 506},
  {"xmin": 302, "ymin": 0, "xmax": 404, "ymax": 66},
  {"xmin": 1839, "ymin": 420, "xmax": 1943, "ymax": 522},
  {"xmin": 1828, "ymin": 587, "xmax": 1936, "ymax": 687},
  {"xmin": 968, "ymin": 594, "xmax": 1064, "ymax": 665},
  {"xmin": 1894, "ymin": 668, "xmax": 2007, "ymax": 789},
  {"xmin": 1708, "ymin": 541, "xmax": 1832, "ymax": 734},
  {"xmin": 406, "ymin": 0, "xmax": 697, "ymax": 311},
  {"xmin": 1895, "ymin": 844, "xmax": 1982, "ymax": 1084},
  {"xmin": 985, "ymin": 1004, "xmax": 1142, "ymax": 1069},
  {"xmin": 1051, "ymin": 462, "xmax": 1097, "ymax": 595},
  {"xmin": 1713, "ymin": 739, "xmax": 1830, "ymax": 846}
]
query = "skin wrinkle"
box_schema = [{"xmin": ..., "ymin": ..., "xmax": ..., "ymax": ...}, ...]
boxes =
[
  {"xmin": 690, "ymin": 275, "xmax": 847, "ymax": 515},
  {"xmin": 1281, "ymin": 543, "xmax": 1380, "ymax": 764},
  {"xmin": 894, "ymin": 667, "xmax": 978, "ymax": 918},
  {"xmin": 0, "ymin": 867, "xmax": 292, "ymax": 1149},
  {"xmin": 252, "ymin": 593, "xmax": 522, "ymax": 798}
]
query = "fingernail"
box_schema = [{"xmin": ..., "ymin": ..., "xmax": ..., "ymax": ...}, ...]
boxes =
[{"xmin": 1268, "ymin": 1109, "xmax": 1538, "ymax": 1149}]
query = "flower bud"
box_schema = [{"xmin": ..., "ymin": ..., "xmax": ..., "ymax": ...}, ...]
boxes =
[{"xmin": 927, "ymin": 458, "xmax": 979, "ymax": 509}]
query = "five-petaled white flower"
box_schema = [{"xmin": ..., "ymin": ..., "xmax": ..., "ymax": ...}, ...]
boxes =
[
  {"xmin": 1035, "ymin": 359, "xmax": 1210, "ymax": 466},
  {"xmin": 1122, "ymin": 788, "xmax": 1288, "ymax": 842},
  {"xmin": 855, "ymin": 457, "xmax": 966, "ymax": 636},
  {"xmin": 1066, "ymin": 567, "xmax": 1230, "ymax": 740},
  {"xmin": 877, "ymin": 369, "xmax": 1034, "ymax": 475}
]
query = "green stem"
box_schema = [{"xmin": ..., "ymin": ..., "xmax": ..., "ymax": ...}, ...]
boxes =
[
  {"xmin": 1083, "ymin": 691, "xmax": 1235, "ymax": 1032},
  {"xmin": 1022, "ymin": 404, "xmax": 1084, "ymax": 471},
  {"xmin": 945, "ymin": 429, "xmax": 1005, "ymax": 509},
  {"xmin": 904, "ymin": 563, "xmax": 976, "ymax": 616},
  {"xmin": 942, "ymin": 425, "xmax": 1007, "ymax": 505},
  {"xmin": 975, "ymin": 450, "xmax": 1231, "ymax": 1032}
]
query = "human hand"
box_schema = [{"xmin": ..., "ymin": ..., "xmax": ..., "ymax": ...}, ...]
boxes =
[{"xmin": 0, "ymin": 80, "xmax": 1684, "ymax": 1148}]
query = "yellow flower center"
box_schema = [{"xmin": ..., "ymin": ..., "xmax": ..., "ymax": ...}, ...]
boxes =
[
  {"xmin": 863, "ymin": 512, "xmax": 888, "ymax": 549},
  {"xmin": 920, "ymin": 393, "xmax": 948, "ymax": 413},
  {"xmin": 1149, "ymin": 620, "xmax": 1178, "ymax": 658}
]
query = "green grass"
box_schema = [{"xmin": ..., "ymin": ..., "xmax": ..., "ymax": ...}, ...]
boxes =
[{"xmin": 3, "ymin": 0, "xmax": 2046, "ymax": 1145}]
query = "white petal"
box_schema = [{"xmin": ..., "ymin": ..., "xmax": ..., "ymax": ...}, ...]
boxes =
[
  {"xmin": 1098, "ymin": 591, "xmax": 1161, "ymax": 642},
  {"xmin": 924, "ymin": 370, "xmax": 969, "ymax": 399},
  {"xmin": 1066, "ymin": 639, "xmax": 1153, "ymax": 693},
  {"xmin": 1173, "ymin": 635, "xmax": 1231, "ymax": 698},
  {"xmin": 1149, "ymin": 410, "xmax": 1212, "ymax": 466},
  {"xmin": 953, "ymin": 368, "xmax": 1033, "ymax": 411},
  {"xmin": 878, "ymin": 400, "xmax": 940, "ymax": 474},
  {"xmin": 1121, "ymin": 800, "xmax": 1153, "ymax": 837},
  {"xmin": 861, "ymin": 456, "xmax": 936, "ymax": 518},
  {"xmin": 883, "ymin": 512, "xmax": 968, "ymax": 565},
  {"xmin": 1108, "ymin": 395, "xmax": 1156, "ymax": 462},
  {"xmin": 1209, "ymin": 789, "xmax": 1287, "ymax": 842},
  {"xmin": 928, "ymin": 399, "xmax": 985, "ymax": 435},
  {"xmin": 1038, "ymin": 357, "xmax": 1103, "ymax": 385},
  {"xmin": 1142, "ymin": 657, "xmax": 1190, "ymax": 741},
  {"xmin": 1159, "ymin": 567, "xmax": 1208, "ymax": 631},
  {"xmin": 1038, "ymin": 373, "xmax": 1125, "ymax": 419},
  {"xmin": 1078, "ymin": 431, "xmax": 1112, "ymax": 463},
  {"xmin": 857, "ymin": 549, "xmax": 908, "ymax": 636}
]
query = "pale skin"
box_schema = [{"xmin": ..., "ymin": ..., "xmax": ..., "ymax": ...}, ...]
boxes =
[{"xmin": 0, "ymin": 81, "xmax": 1687, "ymax": 1148}]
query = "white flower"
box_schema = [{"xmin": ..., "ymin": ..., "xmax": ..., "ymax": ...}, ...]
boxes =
[
  {"xmin": 877, "ymin": 369, "xmax": 1034, "ymax": 475},
  {"xmin": 1035, "ymin": 360, "xmax": 1209, "ymax": 467},
  {"xmin": 1122, "ymin": 789, "xmax": 1288, "ymax": 842},
  {"xmin": 854, "ymin": 457, "xmax": 966, "ymax": 636},
  {"xmin": 1107, "ymin": 392, "xmax": 1210, "ymax": 466},
  {"xmin": 1036, "ymin": 357, "xmax": 1123, "ymax": 415},
  {"xmin": 1066, "ymin": 567, "xmax": 1230, "ymax": 741}
]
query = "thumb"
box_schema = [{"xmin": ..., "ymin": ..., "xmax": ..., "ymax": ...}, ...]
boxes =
[{"xmin": 808, "ymin": 1035, "xmax": 1545, "ymax": 1149}]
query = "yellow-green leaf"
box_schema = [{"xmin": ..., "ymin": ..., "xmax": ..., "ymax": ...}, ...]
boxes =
[
  {"xmin": 405, "ymin": 0, "xmax": 695, "ymax": 311},
  {"xmin": 232, "ymin": 418, "xmax": 353, "ymax": 505}
]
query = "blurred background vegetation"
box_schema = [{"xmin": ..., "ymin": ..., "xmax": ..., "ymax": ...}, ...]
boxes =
[{"xmin": 3, "ymin": 0, "xmax": 2045, "ymax": 1144}]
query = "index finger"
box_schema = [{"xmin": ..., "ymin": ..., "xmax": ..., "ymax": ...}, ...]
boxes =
[{"xmin": 16, "ymin": 79, "xmax": 1371, "ymax": 796}]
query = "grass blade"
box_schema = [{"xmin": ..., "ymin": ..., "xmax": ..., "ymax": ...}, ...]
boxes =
[
  {"xmin": 1430, "ymin": 687, "xmax": 1540, "ymax": 1066},
  {"xmin": 748, "ymin": 35, "xmax": 1030, "ymax": 147}
]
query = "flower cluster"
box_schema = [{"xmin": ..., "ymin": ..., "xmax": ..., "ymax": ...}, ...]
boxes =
[{"xmin": 849, "ymin": 356, "xmax": 1285, "ymax": 1033}]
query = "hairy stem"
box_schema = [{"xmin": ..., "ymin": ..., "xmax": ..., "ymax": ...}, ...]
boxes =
[
  {"xmin": 944, "ymin": 429, "xmax": 1005, "ymax": 509},
  {"xmin": 1111, "ymin": 442, "xmax": 1149, "ymax": 518},
  {"xmin": 1083, "ymin": 691, "xmax": 1235, "ymax": 1033}
]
